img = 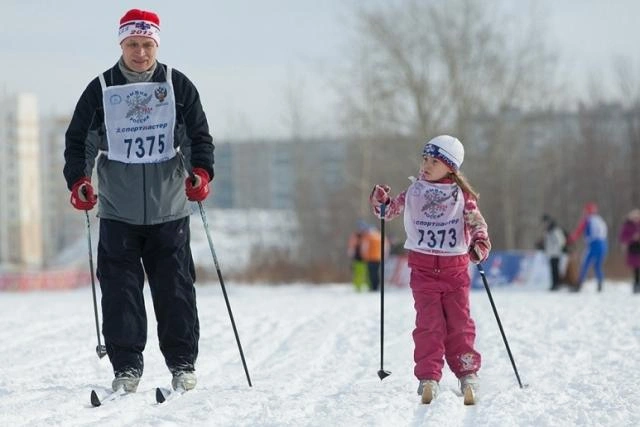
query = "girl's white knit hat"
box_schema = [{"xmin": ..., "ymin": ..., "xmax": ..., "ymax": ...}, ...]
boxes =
[{"xmin": 422, "ymin": 135, "xmax": 464, "ymax": 171}]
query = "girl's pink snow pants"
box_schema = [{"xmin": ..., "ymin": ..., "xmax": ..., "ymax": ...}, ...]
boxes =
[{"xmin": 408, "ymin": 251, "xmax": 481, "ymax": 381}]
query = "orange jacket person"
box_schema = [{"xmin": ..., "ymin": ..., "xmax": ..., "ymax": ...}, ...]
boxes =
[
  {"xmin": 360, "ymin": 226, "xmax": 384, "ymax": 291},
  {"xmin": 347, "ymin": 221, "xmax": 370, "ymax": 292}
]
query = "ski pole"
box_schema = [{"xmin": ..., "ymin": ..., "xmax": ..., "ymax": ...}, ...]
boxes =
[
  {"xmin": 197, "ymin": 201, "xmax": 252, "ymax": 387},
  {"xmin": 377, "ymin": 203, "xmax": 391, "ymax": 380},
  {"xmin": 476, "ymin": 263, "xmax": 525, "ymax": 388},
  {"xmin": 85, "ymin": 210, "xmax": 107, "ymax": 359}
]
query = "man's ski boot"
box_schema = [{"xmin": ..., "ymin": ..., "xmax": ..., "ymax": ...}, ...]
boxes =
[
  {"xmin": 112, "ymin": 370, "xmax": 141, "ymax": 393},
  {"xmin": 171, "ymin": 370, "xmax": 197, "ymax": 391}
]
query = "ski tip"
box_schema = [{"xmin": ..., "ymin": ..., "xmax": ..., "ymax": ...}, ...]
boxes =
[
  {"xmin": 463, "ymin": 386, "xmax": 476, "ymax": 406},
  {"xmin": 90, "ymin": 390, "xmax": 101, "ymax": 407},
  {"xmin": 155, "ymin": 387, "xmax": 166, "ymax": 404}
]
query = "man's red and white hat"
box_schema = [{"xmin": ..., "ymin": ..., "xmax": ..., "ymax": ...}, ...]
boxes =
[{"xmin": 118, "ymin": 9, "xmax": 160, "ymax": 46}]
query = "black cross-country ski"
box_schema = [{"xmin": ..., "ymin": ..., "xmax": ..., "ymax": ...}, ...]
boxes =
[
  {"xmin": 90, "ymin": 387, "xmax": 129, "ymax": 407},
  {"xmin": 155, "ymin": 386, "xmax": 187, "ymax": 404}
]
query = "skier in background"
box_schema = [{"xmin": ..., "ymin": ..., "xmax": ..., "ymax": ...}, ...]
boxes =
[
  {"xmin": 568, "ymin": 202, "xmax": 608, "ymax": 292},
  {"xmin": 370, "ymin": 135, "xmax": 490, "ymax": 405},
  {"xmin": 618, "ymin": 209, "xmax": 640, "ymax": 294}
]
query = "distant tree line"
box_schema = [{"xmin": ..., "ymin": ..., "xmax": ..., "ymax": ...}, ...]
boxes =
[{"xmin": 249, "ymin": 0, "xmax": 639, "ymax": 282}]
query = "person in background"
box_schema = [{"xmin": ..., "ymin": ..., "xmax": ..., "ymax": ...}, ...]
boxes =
[
  {"xmin": 618, "ymin": 209, "xmax": 640, "ymax": 294},
  {"xmin": 63, "ymin": 9, "xmax": 214, "ymax": 394},
  {"xmin": 347, "ymin": 220, "xmax": 370, "ymax": 292},
  {"xmin": 541, "ymin": 214, "xmax": 567, "ymax": 291},
  {"xmin": 360, "ymin": 224, "xmax": 385, "ymax": 292},
  {"xmin": 370, "ymin": 135, "xmax": 490, "ymax": 405},
  {"xmin": 568, "ymin": 202, "xmax": 608, "ymax": 292}
]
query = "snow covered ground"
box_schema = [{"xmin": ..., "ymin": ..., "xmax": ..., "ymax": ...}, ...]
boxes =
[
  {"xmin": 1, "ymin": 279, "xmax": 639, "ymax": 426},
  {"xmin": 52, "ymin": 209, "xmax": 300, "ymax": 275}
]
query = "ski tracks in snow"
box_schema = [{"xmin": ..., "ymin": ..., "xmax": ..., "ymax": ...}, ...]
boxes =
[
  {"xmin": 198, "ymin": 285, "xmax": 416, "ymax": 426},
  {"xmin": 2, "ymin": 281, "xmax": 640, "ymax": 426}
]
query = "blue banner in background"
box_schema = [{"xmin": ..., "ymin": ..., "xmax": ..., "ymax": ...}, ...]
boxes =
[
  {"xmin": 470, "ymin": 251, "xmax": 543, "ymax": 290},
  {"xmin": 387, "ymin": 250, "xmax": 549, "ymax": 290}
]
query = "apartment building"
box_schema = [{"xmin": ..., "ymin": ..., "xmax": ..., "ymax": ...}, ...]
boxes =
[
  {"xmin": 213, "ymin": 138, "xmax": 347, "ymax": 210},
  {"xmin": 40, "ymin": 115, "xmax": 85, "ymax": 266},
  {"xmin": 0, "ymin": 91, "xmax": 348, "ymax": 269},
  {"xmin": 0, "ymin": 93, "xmax": 43, "ymax": 268}
]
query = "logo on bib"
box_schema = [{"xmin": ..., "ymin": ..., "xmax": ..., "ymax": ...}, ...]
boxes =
[
  {"xmin": 421, "ymin": 187, "xmax": 458, "ymax": 219},
  {"xmin": 125, "ymin": 90, "xmax": 153, "ymax": 123},
  {"xmin": 109, "ymin": 94, "xmax": 122, "ymax": 105},
  {"xmin": 154, "ymin": 85, "xmax": 168, "ymax": 103}
]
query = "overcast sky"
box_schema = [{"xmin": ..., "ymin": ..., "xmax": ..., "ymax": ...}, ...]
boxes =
[{"xmin": 1, "ymin": 0, "xmax": 639, "ymax": 139}]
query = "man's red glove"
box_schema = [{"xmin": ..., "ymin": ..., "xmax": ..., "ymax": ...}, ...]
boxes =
[
  {"xmin": 70, "ymin": 177, "xmax": 97, "ymax": 211},
  {"xmin": 185, "ymin": 168, "xmax": 211, "ymax": 202}
]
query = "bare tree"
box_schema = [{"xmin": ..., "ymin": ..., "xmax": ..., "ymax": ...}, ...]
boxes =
[
  {"xmin": 335, "ymin": 0, "xmax": 557, "ymax": 249},
  {"xmin": 281, "ymin": 67, "xmax": 308, "ymax": 140},
  {"xmin": 428, "ymin": 0, "xmax": 557, "ymax": 137},
  {"xmin": 338, "ymin": 0, "xmax": 555, "ymax": 138},
  {"xmin": 614, "ymin": 57, "xmax": 640, "ymax": 207}
]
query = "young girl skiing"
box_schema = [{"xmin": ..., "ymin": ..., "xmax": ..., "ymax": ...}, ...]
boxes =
[{"xmin": 370, "ymin": 135, "xmax": 491, "ymax": 405}]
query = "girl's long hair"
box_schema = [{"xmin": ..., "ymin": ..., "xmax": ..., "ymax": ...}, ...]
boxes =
[{"xmin": 450, "ymin": 171, "xmax": 479, "ymax": 200}]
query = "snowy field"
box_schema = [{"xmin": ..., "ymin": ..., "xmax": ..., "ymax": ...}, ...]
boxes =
[
  {"xmin": 51, "ymin": 209, "xmax": 299, "ymax": 275},
  {"xmin": 1, "ymin": 279, "xmax": 639, "ymax": 426}
]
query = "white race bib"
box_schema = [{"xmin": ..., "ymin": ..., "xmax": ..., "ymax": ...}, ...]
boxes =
[
  {"xmin": 99, "ymin": 68, "xmax": 176, "ymax": 164},
  {"xmin": 588, "ymin": 215, "xmax": 607, "ymax": 240},
  {"xmin": 403, "ymin": 181, "xmax": 467, "ymax": 255}
]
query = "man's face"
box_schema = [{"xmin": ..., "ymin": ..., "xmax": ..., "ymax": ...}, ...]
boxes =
[{"xmin": 120, "ymin": 36, "xmax": 157, "ymax": 72}]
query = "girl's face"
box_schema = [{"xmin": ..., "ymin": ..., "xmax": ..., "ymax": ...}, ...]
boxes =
[{"xmin": 421, "ymin": 156, "xmax": 451, "ymax": 181}]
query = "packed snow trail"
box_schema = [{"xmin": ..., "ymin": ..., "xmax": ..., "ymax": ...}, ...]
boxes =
[{"xmin": 0, "ymin": 281, "xmax": 639, "ymax": 426}]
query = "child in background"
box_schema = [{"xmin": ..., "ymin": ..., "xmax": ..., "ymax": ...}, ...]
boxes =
[
  {"xmin": 370, "ymin": 135, "xmax": 491, "ymax": 405},
  {"xmin": 618, "ymin": 209, "xmax": 640, "ymax": 294}
]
